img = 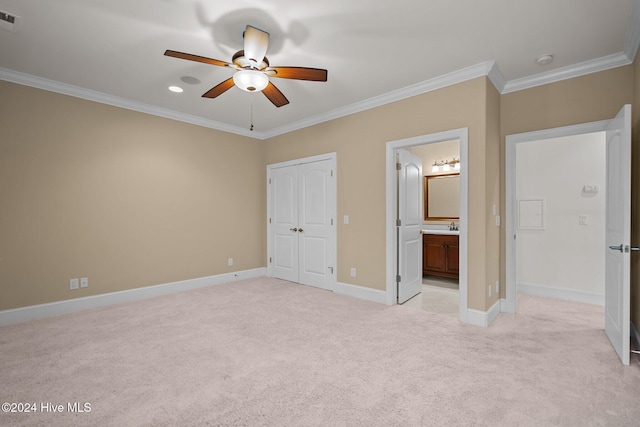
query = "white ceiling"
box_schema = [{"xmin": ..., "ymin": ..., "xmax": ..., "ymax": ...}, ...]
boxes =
[{"xmin": 0, "ymin": 0, "xmax": 638, "ymax": 139}]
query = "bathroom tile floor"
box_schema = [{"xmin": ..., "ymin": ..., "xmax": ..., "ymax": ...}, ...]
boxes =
[{"xmin": 401, "ymin": 276, "xmax": 459, "ymax": 317}]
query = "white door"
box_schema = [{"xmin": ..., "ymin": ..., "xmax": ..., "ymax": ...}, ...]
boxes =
[
  {"xmin": 397, "ymin": 149, "xmax": 423, "ymax": 304},
  {"xmin": 271, "ymin": 165, "xmax": 299, "ymax": 283},
  {"xmin": 270, "ymin": 158, "xmax": 335, "ymax": 290},
  {"xmin": 298, "ymin": 161, "xmax": 334, "ymax": 290},
  {"xmin": 604, "ymin": 104, "xmax": 632, "ymax": 366}
]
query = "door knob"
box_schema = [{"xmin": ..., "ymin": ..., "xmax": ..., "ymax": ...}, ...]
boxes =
[
  {"xmin": 290, "ymin": 227, "xmax": 298, "ymax": 232},
  {"xmin": 609, "ymin": 244, "xmax": 623, "ymax": 252},
  {"xmin": 298, "ymin": 228, "xmax": 304, "ymax": 232}
]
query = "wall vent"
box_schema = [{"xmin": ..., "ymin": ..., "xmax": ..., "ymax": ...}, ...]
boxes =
[{"xmin": 0, "ymin": 10, "xmax": 21, "ymax": 33}]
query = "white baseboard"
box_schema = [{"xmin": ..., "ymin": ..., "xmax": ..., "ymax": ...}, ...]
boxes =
[
  {"xmin": 334, "ymin": 281, "xmax": 387, "ymax": 304},
  {"xmin": 500, "ymin": 298, "xmax": 514, "ymax": 314},
  {"xmin": 518, "ymin": 282, "xmax": 604, "ymax": 306},
  {"xmin": 0, "ymin": 268, "xmax": 267, "ymax": 326},
  {"xmin": 467, "ymin": 300, "xmax": 501, "ymax": 328}
]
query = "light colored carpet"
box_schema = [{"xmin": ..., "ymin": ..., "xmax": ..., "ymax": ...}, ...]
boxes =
[{"xmin": 1, "ymin": 277, "xmax": 639, "ymax": 426}]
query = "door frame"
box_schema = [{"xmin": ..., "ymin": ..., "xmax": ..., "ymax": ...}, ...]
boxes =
[
  {"xmin": 505, "ymin": 120, "xmax": 610, "ymax": 313},
  {"xmin": 385, "ymin": 128, "xmax": 469, "ymax": 323},
  {"xmin": 266, "ymin": 152, "xmax": 337, "ymax": 290}
]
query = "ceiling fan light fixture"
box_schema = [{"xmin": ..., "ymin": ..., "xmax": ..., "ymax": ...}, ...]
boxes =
[{"xmin": 233, "ymin": 69, "xmax": 269, "ymax": 92}]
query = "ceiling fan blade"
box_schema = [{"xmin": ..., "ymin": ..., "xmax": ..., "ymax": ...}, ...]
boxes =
[
  {"xmin": 262, "ymin": 82, "xmax": 289, "ymax": 107},
  {"xmin": 243, "ymin": 25, "xmax": 270, "ymax": 68},
  {"xmin": 164, "ymin": 50, "xmax": 234, "ymax": 68},
  {"xmin": 267, "ymin": 66, "xmax": 328, "ymax": 82},
  {"xmin": 202, "ymin": 78, "xmax": 235, "ymax": 98}
]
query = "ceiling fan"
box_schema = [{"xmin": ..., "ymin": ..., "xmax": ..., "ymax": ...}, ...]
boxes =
[{"xmin": 164, "ymin": 25, "xmax": 328, "ymax": 108}]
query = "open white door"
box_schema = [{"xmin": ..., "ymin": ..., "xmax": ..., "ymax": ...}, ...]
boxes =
[
  {"xmin": 397, "ymin": 149, "xmax": 423, "ymax": 304},
  {"xmin": 604, "ymin": 104, "xmax": 632, "ymax": 366}
]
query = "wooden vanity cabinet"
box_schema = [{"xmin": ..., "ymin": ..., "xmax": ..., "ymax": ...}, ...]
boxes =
[{"xmin": 422, "ymin": 234, "xmax": 459, "ymax": 279}]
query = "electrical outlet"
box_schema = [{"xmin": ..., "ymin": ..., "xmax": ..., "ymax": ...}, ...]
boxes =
[
  {"xmin": 80, "ymin": 277, "xmax": 88, "ymax": 288},
  {"xmin": 350, "ymin": 267, "xmax": 356, "ymax": 277},
  {"xmin": 228, "ymin": 258, "xmax": 233, "ymax": 266},
  {"xmin": 70, "ymin": 278, "xmax": 79, "ymax": 290}
]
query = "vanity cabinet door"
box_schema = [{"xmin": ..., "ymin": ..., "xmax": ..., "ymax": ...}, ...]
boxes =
[
  {"xmin": 445, "ymin": 238, "xmax": 459, "ymax": 273},
  {"xmin": 422, "ymin": 234, "xmax": 459, "ymax": 279},
  {"xmin": 423, "ymin": 237, "xmax": 447, "ymax": 274}
]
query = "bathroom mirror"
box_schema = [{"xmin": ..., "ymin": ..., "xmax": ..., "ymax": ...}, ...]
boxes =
[{"xmin": 424, "ymin": 174, "xmax": 460, "ymax": 220}]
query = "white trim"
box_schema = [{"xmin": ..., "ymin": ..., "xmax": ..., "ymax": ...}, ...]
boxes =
[
  {"xmin": 518, "ymin": 282, "xmax": 604, "ymax": 306},
  {"xmin": 502, "ymin": 53, "xmax": 631, "ymax": 94},
  {"xmin": 624, "ymin": 0, "xmax": 640, "ymax": 62},
  {"xmin": 266, "ymin": 153, "xmax": 337, "ymax": 291},
  {"xmin": 385, "ymin": 128, "xmax": 469, "ymax": 324},
  {"xmin": 0, "ymin": 268, "xmax": 266, "ymax": 326},
  {"xmin": 0, "ymin": 67, "xmax": 261, "ymax": 139},
  {"xmin": 467, "ymin": 300, "xmax": 501, "ymax": 328},
  {"xmin": 3, "ymin": 44, "xmax": 635, "ymax": 140},
  {"xmin": 505, "ymin": 120, "xmax": 610, "ymax": 314},
  {"xmin": 262, "ymin": 62, "xmax": 494, "ymax": 139},
  {"xmin": 487, "ymin": 61, "xmax": 506, "ymax": 93},
  {"xmin": 334, "ymin": 282, "xmax": 387, "ymax": 305}
]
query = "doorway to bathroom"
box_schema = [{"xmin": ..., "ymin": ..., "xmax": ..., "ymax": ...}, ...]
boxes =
[
  {"xmin": 402, "ymin": 139, "xmax": 461, "ymax": 317},
  {"xmin": 385, "ymin": 128, "xmax": 470, "ymax": 324}
]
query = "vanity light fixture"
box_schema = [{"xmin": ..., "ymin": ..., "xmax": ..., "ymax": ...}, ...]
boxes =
[{"xmin": 431, "ymin": 158, "xmax": 460, "ymax": 173}]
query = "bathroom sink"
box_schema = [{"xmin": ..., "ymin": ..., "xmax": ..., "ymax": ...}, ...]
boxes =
[{"xmin": 421, "ymin": 229, "xmax": 460, "ymax": 235}]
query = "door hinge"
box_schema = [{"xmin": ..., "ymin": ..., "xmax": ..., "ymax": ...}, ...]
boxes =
[
  {"xmin": 396, "ymin": 274, "xmax": 402, "ymax": 283},
  {"xmin": 331, "ymin": 169, "xmax": 334, "ymax": 177},
  {"xmin": 268, "ymin": 178, "xmax": 271, "ymax": 184},
  {"xmin": 331, "ymin": 218, "xmax": 334, "ymax": 225},
  {"xmin": 396, "ymin": 219, "xmax": 402, "ymax": 226},
  {"xmin": 396, "ymin": 162, "xmax": 402, "ymax": 171},
  {"xmin": 269, "ymin": 257, "xmax": 272, "ymax": 263}
]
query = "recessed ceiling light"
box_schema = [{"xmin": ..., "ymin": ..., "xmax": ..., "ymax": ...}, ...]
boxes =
[
  {"xmin": 168, "ymin": 85, "xmax": 183, "ymax": 93},
  {"xmin": 535, "ymin": 54, "xmax": 554, "ymax": 66}
]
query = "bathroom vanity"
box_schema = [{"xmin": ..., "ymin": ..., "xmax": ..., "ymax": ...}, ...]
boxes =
[{"xmin": 422, "ymin": 231, "xmax": 459, "ymax": 279}]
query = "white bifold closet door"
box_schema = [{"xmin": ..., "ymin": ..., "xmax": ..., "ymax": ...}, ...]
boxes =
[{"xmin": 270, "ymin": 158, "xmax": 335, "ymax": 291}]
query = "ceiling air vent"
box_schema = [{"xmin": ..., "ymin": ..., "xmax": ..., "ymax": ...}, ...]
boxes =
[{"xmin": 0, "ymin": 10, "xmax": 21, "ymax": 33}]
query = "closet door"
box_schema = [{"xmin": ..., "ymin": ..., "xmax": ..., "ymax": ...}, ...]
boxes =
[
  {"xmin": 271, "ymin": 165, "xmax": 299, "ymax": 282},
  {"xmin": 269, "ymin": 158, "xmax": 335, "ymax": 291},
  {"xmin": 298, "ymin": 160, "xmax": 333, "ymax": 290}
]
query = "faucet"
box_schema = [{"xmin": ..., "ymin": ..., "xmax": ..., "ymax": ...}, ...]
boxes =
[{"xmin": 449, "ymin": 221, "xmax": 458, "ymax": 231}]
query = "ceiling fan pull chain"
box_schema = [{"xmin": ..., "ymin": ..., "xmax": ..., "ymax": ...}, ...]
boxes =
[{"xmin": 250, "ymin": 93, "xmax": 254, "ymax": 131}]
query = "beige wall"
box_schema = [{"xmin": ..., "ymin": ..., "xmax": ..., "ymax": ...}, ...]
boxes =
[
  {"xmin": 1, "ymin": 62, "xmax": 637, "ymax": 318},
  {"xmin": 265, "ymin": 77, "xmax": 495, "ymax": 311},
  {"xmin": 499, "ymin": 65, "xmax": 635, "ymax": 304},
  {"xmin": 0, "ymin": 81, "xmax": 266, "ymax": 310}
]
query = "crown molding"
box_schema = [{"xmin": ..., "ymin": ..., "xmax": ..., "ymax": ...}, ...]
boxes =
[
  {"xmin": 0, "ymin": 67, "xmax": 263, "ymax": 139},
  {"xmin": 624, "ymin": 0, "xmax": 640, "ymax": 61},
  {"xmin": 501, "ymin": 52, "xmax": 631, "ymax": 94},
  {"xmin": 261, "ymin": 61, "xmax": 495, "ymax": 139},
  {"xmin": 487, "ymin": 61, "xmax": 506, "ymax": 93},
  {"xmin": 1, "ymin": 40, "xmax": 635, "ymax": 141}
]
